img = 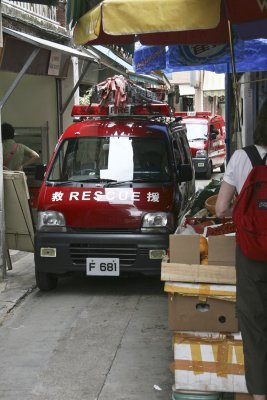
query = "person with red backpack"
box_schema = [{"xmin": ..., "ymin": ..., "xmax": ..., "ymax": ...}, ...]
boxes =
[
  {"xmin": 216, "ymin": 99, "xmax": 267, "ymax": 400},
  {"xmin": 1, "ymin": 122, "xmax": 40, "ymax": 171}
]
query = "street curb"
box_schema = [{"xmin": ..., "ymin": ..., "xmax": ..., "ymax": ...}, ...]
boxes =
[
  {"xmin": 10, "ymin": 250, "xmax": 29, "ymax": 264},
  {"xmin": 0, "ymin": 253, "xmax": 36, "ymax": 324}
]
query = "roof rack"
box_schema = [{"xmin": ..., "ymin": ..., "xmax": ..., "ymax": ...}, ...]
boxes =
[
  {"xmin": 71, "ymin": 103, "xmax": 171, "ymax": 119},
  {"xmin": 91, "ymin": 75, "xmax": 166, "ymax": 107},
  {"xmin": 73, "ymin": 75, "xmax": 171, "ymax": 120}
]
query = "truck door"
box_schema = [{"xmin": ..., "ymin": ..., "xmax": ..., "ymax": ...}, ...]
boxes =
[
  {"xmin": 179, "ymin": 133, "xmax": 195, "ymax": 206},
  {"xmin": 210, "ymin": 122, "xmax": 225, "ymax": 168},
  {"xmin": 172, "ymin": 134, "xmax": 187, "ymax": 216},
  {"xmin": 216, "ymin": 123, "xmax": 226, "ymax": 166}
]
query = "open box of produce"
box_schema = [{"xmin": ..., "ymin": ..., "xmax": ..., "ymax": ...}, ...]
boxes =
[
  {"xmin": 161, "ymin": 234, "xmax": 236, "ymax": 284},
  {"xmin": 162, "ymin": 179, "xmax": 237, "ymax": 284},
  {"xmin": 177, "ymin": 178, "xmax": 236, "ymax": 237}
]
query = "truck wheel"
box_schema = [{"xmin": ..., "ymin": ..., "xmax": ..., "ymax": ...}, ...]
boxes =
[
  {"xmin": 35, "ymin": 268, "xmax": 58, "ymax": 291},
  {"xmin": 205, "ymin": 162, "xmax": 212, "ymax": 179},
  {"xmin": 220, "ymin": 162, "xmax": 226, "ymax": 173}
]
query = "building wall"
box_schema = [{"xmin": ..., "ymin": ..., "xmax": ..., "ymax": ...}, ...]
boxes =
[
  {"xmin": 170, "ymin": 71, "xmax": 191, "ymax": 84},
  {"xmin": 1, "ymin": 71, "xmax": 58, "ymax": 155},
  {"xmin": 61, "ymin": 58, "xmax": 79, "ymax": 134},
  {"xmin": 194, "ymin": 88, "xmax": 203, "ymax": 111},
  {"xmin": 239, "ymin": 71, "xmax": 267, "ymax": 148},
  {"xmin": 169, "ymin": 70, "xmax": 226, "ymax": 117}
]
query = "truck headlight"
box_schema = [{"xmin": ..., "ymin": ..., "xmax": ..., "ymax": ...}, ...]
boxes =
[
  {"xmin": 141, "ymin": 212, "xmax": 174, "ymax": 232},
  {"xmin": 195, "ymin": 149, "xmax": 208, "ymax": 158},
  {"xmin": 37, "ymin": 211, "xmax": 66, "ymax": 232}
]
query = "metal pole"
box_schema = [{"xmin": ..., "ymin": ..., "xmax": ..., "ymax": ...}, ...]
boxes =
[
  {"xmin": 225, "ymin": 66, "xmax": 231, "ymax": 162},
  {"xmin": 0, "ymin": 0, "xmax": 5, "ymax": 279},
  {"xmin": 56, "ymin": 78, "xmax": 63, "ymax": 137},
  {"xmin": 0, "ymin": 113, "xmax": 5, "ymax": 279},
  {"xmin": 0, "ymin": 0, "xmax": 3, "ymax": 48}
]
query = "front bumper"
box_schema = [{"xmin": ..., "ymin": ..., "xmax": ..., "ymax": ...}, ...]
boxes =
[
  {"xmin": 34, "ymin": 231, "xmax": 169, "ymax": 275},
  {"xmin": 192, "ymin": 157, "xmax": 209, "ymax": 174}
]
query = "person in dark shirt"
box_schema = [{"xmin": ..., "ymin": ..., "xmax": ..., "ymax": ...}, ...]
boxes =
[{"xmin": 216, "ymin": 99, "xmax": 267, "ymax": 400}]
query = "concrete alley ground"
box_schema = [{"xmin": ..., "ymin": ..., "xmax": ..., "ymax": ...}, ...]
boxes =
[{"xmin": 0, "ymin": 252, "xmax": 173, "ymax": 400}]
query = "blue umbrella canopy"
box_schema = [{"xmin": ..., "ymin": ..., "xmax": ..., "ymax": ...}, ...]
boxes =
[{"xmin": 133, "ymin": 38, "xmax": 267, "ymax": 74}]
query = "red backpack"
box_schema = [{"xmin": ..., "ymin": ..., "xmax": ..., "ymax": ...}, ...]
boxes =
[{"xmin": 233, "ymin": 145, "xmax": 267, "ymax": 261}]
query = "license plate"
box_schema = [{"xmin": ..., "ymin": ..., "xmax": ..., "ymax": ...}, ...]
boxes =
[
  {"xmin": 86, "ymin": 258, "xmax": 120, "ymax": 276},
  {"xmin": 198, "ymin": 162, "xmax": 205, "ymax": 167}
]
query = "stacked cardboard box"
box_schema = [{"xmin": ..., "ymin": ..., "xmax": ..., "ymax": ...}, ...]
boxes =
[
  {"xmin": 162, "ymin": 234, "xmax": 249, "ymax": 394},
  {"xmin": 171, "ymin": 330, "xmax": 246, "ymax": 393}
]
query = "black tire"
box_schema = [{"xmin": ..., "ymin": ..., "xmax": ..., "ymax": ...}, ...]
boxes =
[
  {"xmin": 204, "ymin": 161, "xmax": 212, "ymax": 179},
  {"xmin": 35, "ymin": 268, "xmax": 58, "ymax": 291},
  {"xmin": 220, "ymin": 162, "xmax": 226, "ymax": 173}
]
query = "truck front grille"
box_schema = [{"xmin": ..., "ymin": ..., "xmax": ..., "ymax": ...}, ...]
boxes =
[{"xmin": 69, "ymin": 244, "xmax": 137, "ymax": 268}]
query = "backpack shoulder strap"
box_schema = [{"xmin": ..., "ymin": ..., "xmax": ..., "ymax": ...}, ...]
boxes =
[
  {"xmin": 243, "ymin": 145, "xmax": 265, "ymax": 166},
  {"xmin": 3, "ymin": 143, "xmax": 18, "ymax": 168}
]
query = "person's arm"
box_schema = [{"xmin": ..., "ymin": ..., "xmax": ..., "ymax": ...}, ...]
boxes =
[
  {"xmin": 22, "ymin": 148, "xmax": 40, "ymax": 169},
  {"xmin": 215, "ymin": 181, "xmax": 236, "ymax": 218}
]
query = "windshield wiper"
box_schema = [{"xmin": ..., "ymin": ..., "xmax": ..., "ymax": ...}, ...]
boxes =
[
  {"xmin": 74, "ymin": 177, "xmax": 102, "ymax": 183},
  {"xmin": 47, "ymin": 180, "xmax": 76, "ymax": 186},
  {"xmin": 72, "ymin": 178, "xmax": 118, "ymax": 185},
  {"xmin": 189, "ymin": 137, "xmax": 206, "ymax": 141},
  {"xmin": 105, "ymin": 178, "xmax": 154, "ymax": 187},
  {"xmin": 105, "ymin": 177, "xmax": 170, "ymax": 186},
  {"xmin": 47, "ymin": 178, "xmax": 103, "ymax": 185},
  {"xmin": 105, "ymin": 180, "xmax": 133, "ymax": 187}
]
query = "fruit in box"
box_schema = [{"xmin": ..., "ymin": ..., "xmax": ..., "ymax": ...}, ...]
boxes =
[
  {"xmin": 206, "ymin": 221, "xmax": 236, "ymax": 236},
  {"xmin": 199, "ymin": 236, "xmax": 208, "ymax": 264}
]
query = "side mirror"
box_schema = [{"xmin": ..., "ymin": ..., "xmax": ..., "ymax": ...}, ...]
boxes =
[
  {"xmin": 177, "ymin": 163, "xmax": 193, "ymax": 182},
  {"xmin": 210, "ymin": 132, "xmax": 217, "ymax": 140},
  {"xmin": 35, "ymin": 164, "xmax": 46, "ymax": 181}
]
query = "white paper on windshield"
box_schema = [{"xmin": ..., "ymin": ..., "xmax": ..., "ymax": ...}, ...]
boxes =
[{"xmin": 100, "ymin": 135, "xmax": 134, "ymax": 181}]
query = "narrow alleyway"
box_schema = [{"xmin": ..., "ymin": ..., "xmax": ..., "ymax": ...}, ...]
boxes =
[{"xmin": 0, "ymin": 272, "xmax": 173, "ymax": 400}]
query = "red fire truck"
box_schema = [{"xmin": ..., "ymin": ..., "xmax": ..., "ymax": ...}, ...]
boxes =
[
  {"xmin": 175, "ymin": 111, "xmax": 227, "ymax": 179},
  {"xmin": 34, "ymin": 77, "xmax": 195, "ymax": 290}
]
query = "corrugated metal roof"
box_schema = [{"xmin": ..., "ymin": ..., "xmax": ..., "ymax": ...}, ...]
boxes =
[
  {"xmin": 93, "ymin": 45, "xmax": 133, "ymax": 70},
  {"xmin": 3, "ymin": 27, "xmax": 100, "ymax": 62}
]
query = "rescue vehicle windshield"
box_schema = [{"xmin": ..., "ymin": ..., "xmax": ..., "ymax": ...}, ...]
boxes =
[
  {"xmin": 182, "ymin": 120, "xmax": 208, "ymax": 141},
  {"xmin": 47, "ymin": 136, "xmax": 172, "ymax": 185}
]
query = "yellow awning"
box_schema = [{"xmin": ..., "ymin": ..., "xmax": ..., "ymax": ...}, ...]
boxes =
[{"xmin": 73, "ymin": 0, "xmax": 221, "ymax": 45}]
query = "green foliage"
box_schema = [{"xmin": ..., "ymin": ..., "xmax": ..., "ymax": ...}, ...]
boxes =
[
  {"xmin": 190, "ymin": 179, "xmax": 222, "ymax": 216},
  {"xmin": 79, "ymin": 88, "xmax": 93, "ymax": 105}
]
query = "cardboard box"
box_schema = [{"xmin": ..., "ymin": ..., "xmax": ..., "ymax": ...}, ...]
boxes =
[
  {"xmin": 235, "ymin": 395, "xmax": 252, "ymax": 400},
  {"xmin": 172, "ymin": 331, "xmax": 248, "ymax": 393},
  {"xmin": 169, "ymin": 234, "xmax": 236, "ymax": 266},
  {"xmin": 4, "ymin": 171, "xmax": 34, "ymax": 252},
  {"xmin": 161, "ymin": 262, "xmax": 236, "ymax": 284},
  {"xmin": 169, "ymin": 234, "xmax": 200, "ymax": 264},
  {"xmin": 166, "ymin": 282, "xmax": 238, "ymax": 332},
  {"xmin": 163, "ymin": 234, "xmax": 236, "ymax": 283},
  {"xmin": 208, "ymin": 236, "xmax": 236, "ymax": 266}
]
